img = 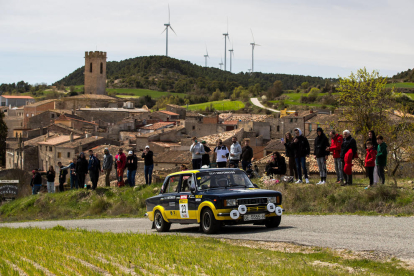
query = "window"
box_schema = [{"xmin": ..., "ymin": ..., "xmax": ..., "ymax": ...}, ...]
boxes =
[
  {"xmin": 51, "ymin": 114, "xmax": 55, "ymax": 118},
  {"xmin": 49, "ymin": 146, "xmax": 52, "ymax": 151},
  {"xmin": 58, "ymin": 152, "xmax": 61, "ymax": 158},
  {"xmin": 40, "ymin": 146, "xmax": 42, "ymax": 151},
  {"xmin": 179, "ymin": 174, "xmax": 193, "ymax": 192},
  {"xmin": 26, "ymin": 114, "xmax": 29, "ymax": 117},
  {"xmin": 192, "ymin": 126, "xmax": 195, "ymax": 130},
  {"xmin": 290, "ymin": 119, "xmax": 293, "ymax": 123},
  {"xmin": 31, "ymin": 113, "xmax": 34, "ymax": 117},
  {"xmin": 163, "ymin": 176, "xmax": 180, "ymax": 193},
  {"xmin": 295, "ymin": 118, "xmax": 298, "ymax": 122},
  {"xmin": 277, "ymin": 125, "xmax": 280, "ymax": 132},
  {"xmin": 100, "ymin": 62, "xmax": 103, "ymax": 74},
  {"xmin": 309, "ymin": 124, "xmax": 312, "ymax": 132},
  {"xmin": 90, "ymin": 62, "xmax": 92, "ymax": 73},
  {"xmin": 67, "ymin": 152, "xmax": 70, "ymax": 158}
]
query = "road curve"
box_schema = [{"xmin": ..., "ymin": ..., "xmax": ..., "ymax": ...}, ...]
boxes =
[
  {"xmin": 250, "ymin": 97, "xmax": 280, "ymax": 112},
  {"xmin": 2, "ymin": 215, "xmax": 414, "ymax": 259}
]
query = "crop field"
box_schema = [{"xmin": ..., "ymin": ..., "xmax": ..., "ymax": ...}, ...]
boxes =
[
  {"xmin": 385, "ymin": 82, "xmax": 414, "ymax": 88},
  {"xmin": 0, "ymin": 227, "xmax": 411, "ymax": 275},
  {"xmin": 106, "ymin": 88, "xmax": 187, "ymax": 99},
  {"xmin": 184, "ymin": 100, "xmax": 245, "ymax": 111},
  {"xmin": 269, "ymin": 92, "xmax": 336, "ymax": 107}
]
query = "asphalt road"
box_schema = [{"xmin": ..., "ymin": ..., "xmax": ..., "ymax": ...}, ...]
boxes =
[
  {"xmin": 2, "ymin": 215, "xmax": 413, "ymax": 259},
  {"xmin": 250, "ymin": 97, "xmax": 280, "ymax": 113}
]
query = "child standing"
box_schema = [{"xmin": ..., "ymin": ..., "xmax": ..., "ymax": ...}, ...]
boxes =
[{"xmin": 364, "ymin": 141, "xmax": 377, "ymax": 189}]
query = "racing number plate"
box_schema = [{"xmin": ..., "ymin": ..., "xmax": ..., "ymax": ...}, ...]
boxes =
[{"xmin": 243, "ymin": 213, "xmax": 265, "ymax": 221}]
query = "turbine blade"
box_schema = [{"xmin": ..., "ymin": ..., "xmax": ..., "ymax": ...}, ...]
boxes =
[
  {"xmin": 251, "ymin": 29, "xmax": 255, "ymax": 43},
  {"xmin": 168, "ymin": 4, "xmax": 170, "ymax": 24},
  {"xmin": 169, "ymin": 25, "xmax": 177, "ymax": 35},
  {"xmin": 227, "ymin": 17, "xmax": 228, "ymax": 33},
  {"xmin": 256, "ymin": 44, "xmax": 261, "ymax": 46},
  {"xmin": 227, "ymin": 34, "xmax": 230, "ymax": 42},
  {"xmin": 161, "ymin": 27, "xmax": 167, "ymax": 34}
]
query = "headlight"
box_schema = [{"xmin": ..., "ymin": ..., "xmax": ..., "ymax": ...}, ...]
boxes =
[
  {"xmin": 268, "ymin": 197, "xmax": 277, "ymax": 204},
  {"xmin": 224, "ymin": 199, "xmax": 237, "ymax": 206}
]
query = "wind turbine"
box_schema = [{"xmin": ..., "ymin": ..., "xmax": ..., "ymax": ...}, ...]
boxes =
[
  {"xmin": 250, "ymin": 29, "xmax": 260, "ymax": 73},
  {"xmin": 223, "ymin": 19, "xmax": 230, "ymax": 71},
  {"xmin": 162, "ymin": 4, "xmax": 176, "ymax": 57},
  {"xmin": 228, "ymin": 43, "xmax": 234, "ymax": 73},
  {"xmin": 204, "ymin": 47, "xmax": 209, "ymax": 67},
  {"xmin": 219, "ymin": 57, "xmax": 223, "ymax": 70}
]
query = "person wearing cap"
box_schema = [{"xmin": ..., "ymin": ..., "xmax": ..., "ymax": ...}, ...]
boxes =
[
  {"xmin": 142, "ymin": 145, "xmax": 154, "ymax": 185},
  {"xmin": 115, "ymin": 148, "xmax": 127, "ymax": 187},
  {"xmin": 102, "ymin": 148, "xmax": 113, "ymax": 187},
  {"xmin": 201, "ymin": 141, "xmax": 211, "ymax": 168},
  {"xmin": 126, "ymin": 150, "xmax": 138, "ymax": 187},
  {"xmin": 190, "ymin": 137, "xmax": 205, "ymax": 170}
]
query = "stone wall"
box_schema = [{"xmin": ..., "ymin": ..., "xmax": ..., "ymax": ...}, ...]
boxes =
[
  {"xmin": 4, "ymin": 117, "xmax": 23, "ymax": 138},
  {"xmin": 27, "ymin": 111, "xmax": 59, "ymax": 129},
  {"xmin": 23, "ymin": 101, "xmax": 55, "ymax": 128}
]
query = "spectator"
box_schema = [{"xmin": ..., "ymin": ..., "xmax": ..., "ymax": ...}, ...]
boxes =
[
  {"xmin": 214, "ymin": 139, "xmax": 229, "ymax": 168},
  {"xmin": 241, "ymin": 139, "xmax": 253, "ymax": 171},
  {"xmin": 364, "ymin": 141, "xmax": 377, "ymax": 189},
  {"xmin": 30, "ymin": 168, "xmax": 43, "ymax": 195},
  {"xmin": 58, "ymin": 161, "xmax": 68, "ymax": 192},
  {"xmin": 115, "ymin": 148, "xmax": 127, "ymax": 187},
  {"xmin": 190, "ymin": 137, "xmax": 205, "ymax": 170},
  {"xmin": 102, "ymin": 148, "xmax": 113, "ymax": 187},
  {"xmin": 142, "ymin": 145, "xmax": 154, "ymax": 185},
  {"xmin": 66, "ymin": 158, "xmax": 78, "ymax": 189},
  {"xmin": 88, "ymin": 150, "xmax": 100, "ymax": 190},
  {"xmin": 180, "ymin": 164, "xmax": 188, "ymax": 171},
  {"xmin": 364, "ymin": 130, "xmax": 378, "ymax": 150},
  {"xmin": 201, "ymin": 141, "xmax": 211, "ymax": 168},
  {"xmin": 229, "ymin": 136, "xmax": 242, "ymax": 168},
  {"xmin": 292, "ymin": 128, "xmax": 310, "ymax": 184},
  {"xmin": 314, "ymin": 127, "xmax": 330, "ymax": 185},
  {"xmin": 283, "ymin": 132, "xmax": 298, "ymax": 181},
  {"xmin": 126, "ymin": 150, "xmax": 138, "ymax": 187},
  {"xmin": 340, "ymin": 130, "xmax": 357, "ymax": 186},
  {"xmin": 376, "ymin": 135, "xmax": 388, "ymax": 185},
  {"xmin": 246, "ymin": 163, "xmax": 255, "ymax": 179},
  {"xmin": 46, "ymin": 166, "xmax": 55, "ymax": 193},
  {"xmin": 327, "ymin": 130, "xmax": 343, "ymax": 184},
  {"xmin": 265, "ymin": 151, "xmax": 286, "ymax": 178},
  {"xmin": 76, "ymin": 152, "xmax": 88, "ymax": 188}
]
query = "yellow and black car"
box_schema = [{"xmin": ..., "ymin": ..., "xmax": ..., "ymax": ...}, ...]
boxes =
[{"xmin": 146, "ymin": 168, "xmax": 283, "ymax": 234}]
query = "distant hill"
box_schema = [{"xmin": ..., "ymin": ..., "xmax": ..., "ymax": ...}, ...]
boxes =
[
  {"xmin": 54, "ymin": 56, "xmax": 336, "ymax": 93},
  {"xmin": 392, "ymin": 68, "xmax": 414, "ymax": 82}
]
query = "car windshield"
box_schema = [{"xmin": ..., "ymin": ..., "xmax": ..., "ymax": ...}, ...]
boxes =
[{"xmin": 196, "ymin": 170, "xmax": 254, "ymax": 190}]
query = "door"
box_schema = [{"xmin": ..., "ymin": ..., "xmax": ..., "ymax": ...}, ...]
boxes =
[
  {"xmin": 175, "ymin": 173, "xmax": 197, "ymax": 223},
  {"xmin": 160, "ymin": 176, "xmax": 180, "ymax": 220}
]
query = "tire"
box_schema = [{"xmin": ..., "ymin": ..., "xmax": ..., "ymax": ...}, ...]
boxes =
[
  {"xmin": 265, "ymin": 216, "xmax": 281, "ymax": 228},
  {"xmin": 201, "ymin": 208, "xmax": 220, "ymax": 234},
  {"xmin": 153, "ymin": 210, "xmax": 171, "ymax": 232}
]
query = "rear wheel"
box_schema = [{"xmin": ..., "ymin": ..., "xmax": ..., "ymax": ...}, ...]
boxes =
[
  {"xmin": 201, "ymin": 208, "xmax": 220, "ymax": 234},
  {"xmin": 154, "ymin": 210, "xmax": 171, "ymax": 232},
  {"xmin": 265, "ymin": 216, "xmax": 281, "ymax": 228}
]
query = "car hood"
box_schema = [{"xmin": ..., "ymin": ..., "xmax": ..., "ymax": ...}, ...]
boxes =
[{"xmin": 200, "ymin": 188, "xmax": 280, "ymax": 198}]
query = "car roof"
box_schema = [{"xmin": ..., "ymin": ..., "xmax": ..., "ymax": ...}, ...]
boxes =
[{"xmin": 168, "ymin": 168, "xmax": 243, "ymax": 176}]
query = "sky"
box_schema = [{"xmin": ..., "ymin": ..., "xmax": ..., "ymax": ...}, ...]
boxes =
[{"xmin": 0, "ymin": 0, "xmax": 413, "ymax": 85}]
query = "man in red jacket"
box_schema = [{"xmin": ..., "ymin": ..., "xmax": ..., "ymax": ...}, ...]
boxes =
[
  {"xmin": 327, "ymin": 131, "xmax": 343, "ymax": 184},
  {"xmin": 115, "ymin": 148, "xmax": 127, "ymax": 187}
]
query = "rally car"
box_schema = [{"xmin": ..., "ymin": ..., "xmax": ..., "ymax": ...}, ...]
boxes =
[{"xmin": 145, "ymin": 168, "xmax": 283, "ymax": 234}]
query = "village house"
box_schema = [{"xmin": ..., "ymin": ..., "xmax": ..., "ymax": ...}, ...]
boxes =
[
  {"xmin": 76, "ymin": 106, "xmax": 149, "ymax": 124},
  {"xmin": 153, "ymin": 150, "xmax": 192, "ymax": 170},
  {"xmin": 0, "ymin": 95, "xmax": 35, "ymax": 107},
  {"xmin": 136, "ymin": 125, "xmax": 186, "ymax": 151},
  {"xmin": 139, "ymin": 122, "xmax": 176, "ymax": 134},
  {"xmin": 54, "ymin": 114, "xmax": 98, "ymax": 134},
  {"xmin": 54, "ymin": 94, "xmax": 120, "ymax": 110},
  {"xmin": 165, "ymin": 104, "xmax": 186, "ymax": 119},
  {"xmin": 150, "ymin": 110, "xmax": 180, "ymax": 122},
  {"xmin": 23, "ymin": 99, "xmax": 56, "ymax": 128}
]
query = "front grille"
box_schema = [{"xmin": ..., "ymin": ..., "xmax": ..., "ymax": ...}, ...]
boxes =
[
  {"xmin": 238, "ymin": 197, "xmax": 267, "ymax": 205},
  {"xmin": 247, "ymin": 206, "xmax": 266, "ymax": 212}
]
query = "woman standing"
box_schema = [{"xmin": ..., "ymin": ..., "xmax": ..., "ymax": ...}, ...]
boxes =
[
  {"xmin": 283, "ymin": 132, "xmax": 298, "ymax": 181},
  {"xmin": 46, "ymin": 166, "xmax": 56, "ymax": 193},
  {"xmin": 364, "ymin": 130, "xmax": 379, "ymax": 184}
]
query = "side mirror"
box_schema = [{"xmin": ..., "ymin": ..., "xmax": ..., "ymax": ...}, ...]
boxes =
[{"xmin": 190, "ymin": 186, "xmax": 196, "ymax": 194}]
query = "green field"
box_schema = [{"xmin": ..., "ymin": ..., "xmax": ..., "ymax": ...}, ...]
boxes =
[
  {"xmin": 0, "ymin": 227, "xmax": 410, "ymax": 275},
  {"xmin": 386, "ymin": 82, "xmax": 414, "ymax": 88},
  {"xmin": 269, "ymin": 92, "xmax": 336, "ymax": 107},
  {"xmin": 106, "ymin": 88, "xmax": 186, "ymax": 99},
  {"xmin": 184, "ymin": 100, "xmax": 245, "ymax": 111}
]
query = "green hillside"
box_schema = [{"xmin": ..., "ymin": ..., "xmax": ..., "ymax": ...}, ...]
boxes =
[
  {"xmin": 54, "ymin": 56, "xmax": 336, "ymax": 93},
  {"xmin": 184, "ymin": 100, "xmax": 245, "ymax": 111}
]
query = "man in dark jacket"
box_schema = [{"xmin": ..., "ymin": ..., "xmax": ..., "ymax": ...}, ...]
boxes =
[
  {"xmin": 201, "ymin": 141, "xmax": 211, "ymax": 168},
  {"xmin": 292, "ymin": 128, "xmax": 310, "ymax": 183},
  {"xmin": 57, "ymin": 162, "xmax": 68, "ymax": 192},
  {"xmin": 76, "ymin": 152, "xmax": 89, "ymax": 188},
  {"xmin": 241, "ymin": 139, "xmax": 253, "ymax": 171},
  {"xmin": 376, "ymin": 135, "xmax": 388, "ymax": 185},
  {"xmin": 314, "ymin": 127, "xmax": 330, "ymax": 185},
  {"xmin": 30, "ymin": 168, "xmax": 43, "ymax": 195},
  {"xmin": 88, "ymin": 150, "xmax": 100, "ymax": 190},
  {"xmin": 340, "ymin": 130, "xmax": 357, "ymax": 186},
  {"xmin": 142, "ymin": 145, "xmax": 154, "ymax": 185},
  {"xmin": 126, "ymin": 150, "xmax": 138, "ymax": 187},
  {"xmin": 102, "ymin": 148, "xmax": 113, "ymax": 187}
]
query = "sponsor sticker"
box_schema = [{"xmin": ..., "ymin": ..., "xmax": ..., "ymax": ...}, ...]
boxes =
[
  {"xmin": 195, "ymin": 198, "xmax": 201, "ymax": 202},
  {"xmin": 179, "ymin": 199, "xmax": 189, "ymax": 218},
  {"xmin": 195, "ymin": 195, "xmax": 203, "ymax": 198},
  {"xmin": 169, "ymin": 202, "xmax": 176, "ymax": 207},
  {"xmin": 180, "ymin": 195, "xmax": 188, "ymax": 199}
]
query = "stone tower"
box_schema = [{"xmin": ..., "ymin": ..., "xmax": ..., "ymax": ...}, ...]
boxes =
[{"xmin": 84, "ymin": 51, "xmax": 107, "ymax": 95}]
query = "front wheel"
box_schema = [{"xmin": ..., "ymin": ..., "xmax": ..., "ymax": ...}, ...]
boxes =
[
  {"xmin": 265, "ymin": 216, "xmax": 281, "ymax": 228},
  {"xmin": 201, "ymin": 208, "xmax": 220, "ymax": 234},
  {"xmin": 154, "ymin": 211, "xmax": 171, "ymax": 232}
]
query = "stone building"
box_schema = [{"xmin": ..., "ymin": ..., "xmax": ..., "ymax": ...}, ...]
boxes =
[
  {"xmin": 76, "ymin": 107, "xmax": 149, "ymax": 124},
  {"xmin": 55, "ymin": 94, "xmax": 119, "ymax": 110},
  {"xmin": 153, "ymin": 151, "xmax": 192, "ymax": 170},
  {"xmin": 84, "ymin": 51, "xmax": 107, "ymax": 95},
  {"xmin": 0, "ymin": 95, "xmax": 35, "ymax": 107},
  {"xmin": 166, "ymin": 104, "xmax": 186, "ymax": 119},
  {"xmin": 54, "ymin": 114, "xmax": 98, "ymax": 134},
  {"xmin": 23, "ymin": 99, "xmax": 56, "ymax": 128},
  {"xmin": 281, "ymin": 110, "xmax": 317, "ymax": 136},
  {"xmin": 139, "ymin": 122, "xmax": 176, "ymax": 134},
  {"xmin": 150, "ymin": 110, "xmax": 180, "ymax": 122},
  {"xmin": 27, "ymin": 110, "xmax": 72, "ymax": 129}
]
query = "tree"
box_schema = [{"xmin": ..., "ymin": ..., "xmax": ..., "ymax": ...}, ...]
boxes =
[
  {"xmin": 0, "ymin": 111, "xmax": 7, "ymax": 166},
  {"xmin": 266, "ymin": 80, "xmax": 283, "ymax": 100},
  {"xmin": 301, "ymin": 82, "xmax": 309, "ymax": 89}
]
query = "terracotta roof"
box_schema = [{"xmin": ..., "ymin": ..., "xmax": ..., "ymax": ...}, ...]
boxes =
[
  {"xmin": 1, "ymin": 95, "xmax": 34, "ymax": 99},
  {"xmin": 223, "ymin": 120, "xmax": 238, "ymax": 125},
  {"xmin": 158, "ymin": 110, "xmax": 179, "ymax": 116},
  {"xmin": 49, "ymin": 123, "xmax": 85, "ymax": 135},
  {"xmin": 38, "ymin": 135, "xmax": 81, "ymax": 146},
  {"xmin": 55, "ymin": 114, "xmax": 98, "ymax": 126},
  {"xmin": 198, "ymin": 128, "xmax": 242, "ymax": 145},
  {"xmin": 167, "ymin": 104, "xmax": 185, "ymax": 109},
  {"xmin": 264, "ymin": 139, "xmax": 286, "ymax": 151},
  {"xmin": 186, "ymin": 111, "xmax": 203, "ymax": 117},
  {"xmin": 153, "ymin": 150, "xmax": 192, "ymax": 164},
  {"xmin": 78, "ymin": 107, "xmax": 148, "ymax": 113},
  {"xmin": 26, "ymin": 99, "xmax": 55, "ymax": 107},
  {"xmin": 140, "ymin": 122, "xmax": 175, "ymax": 130},
  {"xmin": 137, "ymin": 125, "xmax": 185, "ymax": 137},
  {"xmin": 150, "ymin": 142, "xmax": 181, "ymax": 148},
  {"xmin": 58, "ymin": 136, "xmax": 104, "ymax": 148},
  {"xmin": 23, "ymin": 133, "xmax": 58, "ymax": 147},
  {"xmin": 219, "ymin": 113, "xmax": 271, "ymax": 122}
]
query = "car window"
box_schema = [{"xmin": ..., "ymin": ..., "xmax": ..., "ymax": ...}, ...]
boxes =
[
  {"xmin": 196, "ymin": 170, "xmax": 254, "ymax": 190},
  {"xmin": 179, "ymin": 174, "xmax": 193, "ymax": 192},
  {"xmin": 164, "ymin": 176, "xmax": 180, "ymax": 193}
]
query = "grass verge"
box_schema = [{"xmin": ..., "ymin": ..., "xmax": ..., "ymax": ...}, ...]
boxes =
[{"xmin": 0, "ymin": 227, "xmax": 411, "ymax": 275}]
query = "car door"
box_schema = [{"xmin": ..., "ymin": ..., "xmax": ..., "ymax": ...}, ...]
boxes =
[
  {"xmin": 175, "ymin": 173, "xmax": 197, "ymax": 223},
  {"xmin": 160, "ymin": 175, "xmax": 180, "ymax": 220}
]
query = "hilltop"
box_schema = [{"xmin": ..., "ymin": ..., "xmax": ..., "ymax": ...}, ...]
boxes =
[{"xmin": 54, "ymin": 56, "xmax": 336, "ymax": 93}]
